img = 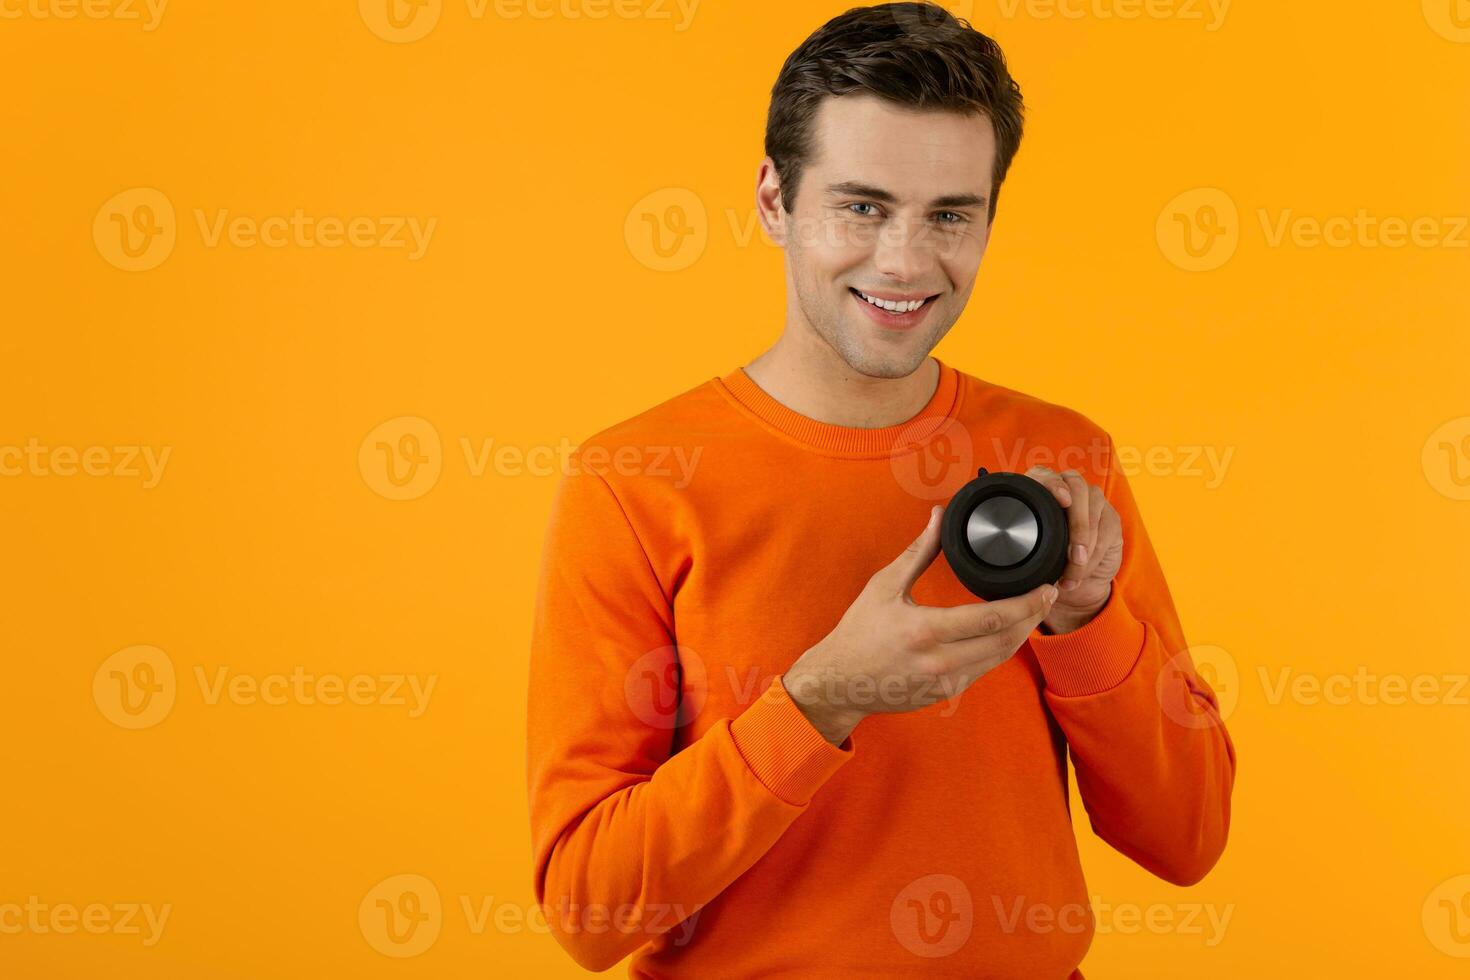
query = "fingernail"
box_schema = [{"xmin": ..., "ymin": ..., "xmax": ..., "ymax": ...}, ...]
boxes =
[
  {"xmin": 1043, "ymin": 585, "xmax": 1058, "ymax": 603},
  {"xmin": 1072, "ymin": 545, "xmax": 1087, "ymax": 564},
  {"xmin": 1061, "ymin": 579, "xmax": 1078, "ymax": 591}
]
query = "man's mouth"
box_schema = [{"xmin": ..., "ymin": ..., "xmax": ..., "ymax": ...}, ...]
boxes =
[
  {"xmin": 849, "ymin": 287, "xmax": 940, "ymax": 313},
  {"xmin": 848, "ymin": 287, "xmax": 941, "ymax": 330}
]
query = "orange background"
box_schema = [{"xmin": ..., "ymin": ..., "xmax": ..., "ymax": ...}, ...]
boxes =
[{"xmin": 3, "ymin": 0, "xmax": 1469, "ymax": 976}]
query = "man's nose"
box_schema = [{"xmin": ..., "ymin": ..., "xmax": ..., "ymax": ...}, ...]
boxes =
[{"xmin": 870, "ymin": 215, "xmax": 937, "ymax": 282}]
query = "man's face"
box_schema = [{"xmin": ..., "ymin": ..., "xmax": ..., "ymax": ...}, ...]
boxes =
[{"xmin": 774, "ymin": 93, "xmax": 998, "ymax": 379}]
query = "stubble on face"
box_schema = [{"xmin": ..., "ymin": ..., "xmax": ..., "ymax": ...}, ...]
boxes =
[{"xmin": 787, "ymin": 230, "xmax": 970, "ymax": 382}]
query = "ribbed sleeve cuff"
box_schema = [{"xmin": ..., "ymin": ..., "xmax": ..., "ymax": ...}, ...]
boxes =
[
  {"xmin": 728, "ymin": 677, "xmax": 853, "ymax": 805},
  {"xmin": 1029, "ymin": 587, "xmax": 1148, "ymax": 697}
]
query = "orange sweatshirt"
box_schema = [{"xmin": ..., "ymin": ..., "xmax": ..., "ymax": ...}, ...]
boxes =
[{"xmin": 527, "ymin": 358, "xmax": 1235, "ymax": 978}]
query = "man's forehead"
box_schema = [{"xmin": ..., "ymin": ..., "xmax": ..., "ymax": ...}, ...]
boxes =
[
  {"xmin": 811, "ymin": 93, "xmax": 997, "ymax": 145},
  {"xmin": 806, "ymin": 94, "xmax": 997, "ymax": 194}
]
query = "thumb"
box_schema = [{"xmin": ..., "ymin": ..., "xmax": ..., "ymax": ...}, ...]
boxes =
[{"xmin": 883, "ymin": 504, "xmax": 944, "ymax": 598}]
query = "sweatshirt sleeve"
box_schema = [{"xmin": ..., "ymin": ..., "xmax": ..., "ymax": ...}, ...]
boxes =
[
  {"xmin": 526, "ymin": 461, "xmax": 854, "ymax": 972},
  {"xmin": 1026, "ymin": 433, "xmax": 1236, "ymax": 886}
]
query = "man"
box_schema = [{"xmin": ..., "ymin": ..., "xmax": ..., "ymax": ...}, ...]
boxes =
[{"xmin": 527, "ymin": 4, "xmax": 1235, "ymax": 976}]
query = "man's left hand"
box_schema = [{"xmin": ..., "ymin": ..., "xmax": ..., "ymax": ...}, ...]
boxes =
[{"xmin": 1023, "ymin": 466, "xmax": 1123, "ymax": 635}]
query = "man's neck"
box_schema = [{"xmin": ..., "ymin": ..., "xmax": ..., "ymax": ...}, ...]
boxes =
[{"xmin": 741, "ymin": 333, "xmax": 940, "ymax": 429}]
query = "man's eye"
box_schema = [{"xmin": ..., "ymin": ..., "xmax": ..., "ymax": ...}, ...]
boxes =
[
  {"xmin": 848, "ymin": 203, "xmax": 880, "ymax": 218},
  {"xmin": 935, "ymin": 211, "xmax": 967, "ymax": 225}
]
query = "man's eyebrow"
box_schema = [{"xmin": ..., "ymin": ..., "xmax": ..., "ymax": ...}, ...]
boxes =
[{"xmin": 824, "ymin": 181, "xmax": 988, "ymax": 210}]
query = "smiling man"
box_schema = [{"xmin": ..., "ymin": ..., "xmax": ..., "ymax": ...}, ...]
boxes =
[{"xmin": 527, "ymin": 4, "xmax": 1235, "ymax": 977}]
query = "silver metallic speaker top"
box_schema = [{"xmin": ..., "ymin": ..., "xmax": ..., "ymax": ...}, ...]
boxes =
[{"xmin": 965, "ymin": 496, "xmax": 1039, "ymax": 567}]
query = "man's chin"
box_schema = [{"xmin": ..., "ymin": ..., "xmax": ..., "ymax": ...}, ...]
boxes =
[
  {"xmin": 859, "ymin": 361, "xmax": 922, "ymax": 380},
  {"xmin": 838, "ymin": 339, "xmax": 932, "ymax": 380}
]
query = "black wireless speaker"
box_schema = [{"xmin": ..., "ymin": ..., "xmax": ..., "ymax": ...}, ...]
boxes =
[{"xmin": 940, "ymin": 468, "xmax": 1070, "ymax": 600}]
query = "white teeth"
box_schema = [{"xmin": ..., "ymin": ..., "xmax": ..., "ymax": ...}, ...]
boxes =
[{"xmin": 857, "ymin": 290, "xmax": 926, "ymax": 313}]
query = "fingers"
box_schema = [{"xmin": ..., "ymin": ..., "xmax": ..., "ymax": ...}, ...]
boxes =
[
  {"xmin": 1087, "ymin": 483, "xmax": 1104, "ymax": 556},
  {"xmin": 881, "ymin": 504, "xmax": 944, "ymax": 599},
  {"xmin": 925, "ymin": 582, "xmax": 1058, "ymax": 643},
  {"xmin": 1057, "ymin": 469, "xmax": 1091, "ymax": 590},
  {"xmin": 1025, "ymin": 465, "xmax": 1099, "ymax": 592},
  {"xmin": 1026, "ymin": 464, "xmax": 1071, "ymax": 507},
  {"xmin": 932, "ymin": 586, "xmax": 1057, "ymax": 672}
]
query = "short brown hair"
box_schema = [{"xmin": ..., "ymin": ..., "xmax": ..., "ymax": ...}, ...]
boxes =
[{"xmin": 765, "ymin": 2, "xmax": 1025, "ymax": 224}]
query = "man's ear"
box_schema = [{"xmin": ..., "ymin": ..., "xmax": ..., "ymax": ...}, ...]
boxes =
[{"xmin": 755, "ymin": 157, "xmax": 787, "ymax": 246}]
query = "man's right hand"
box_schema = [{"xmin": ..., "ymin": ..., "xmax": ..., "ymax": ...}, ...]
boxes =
[{"xmin": 781, "ymin": 504, "xmax": 1059, "ymax": 745}]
